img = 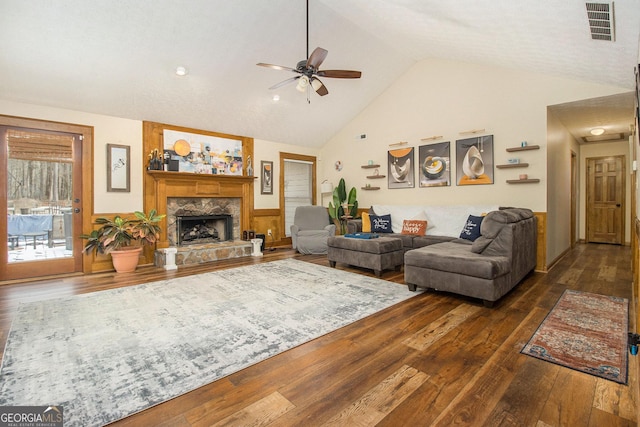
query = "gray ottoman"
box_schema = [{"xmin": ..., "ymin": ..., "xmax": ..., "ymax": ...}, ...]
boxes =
[{"xmin": 327, "ymin": 236, "xmax": 404, "ymax": 277}]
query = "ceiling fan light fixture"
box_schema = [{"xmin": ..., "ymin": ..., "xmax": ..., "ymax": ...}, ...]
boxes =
[
  {"xmin": 590, "ymin": 127, "xmax": 605, "ymax": 135},
  {"xmin": 256, "ymin": 0, "xmax": 361, "ymax": 99},
  {"xmin": 311, "ymin": 78, "xmax": 322, "ymax": 91},
  {"xmin": 296, "ymin": 75, "xmax": 309, "ymax": 92}
]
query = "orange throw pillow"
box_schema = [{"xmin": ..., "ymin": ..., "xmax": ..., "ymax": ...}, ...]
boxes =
[
  {"xmin": 401, "ymin": 219, "xmax": 427, "ymax": 236},
  {"xmin": 362, "ymin": 212, "xmax": 371, "ymax": 233}
]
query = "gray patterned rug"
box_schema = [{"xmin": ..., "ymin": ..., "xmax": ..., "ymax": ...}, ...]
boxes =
[{"xmin": 0, "ymin": 259, "xmax": 419, "ymax": 426}]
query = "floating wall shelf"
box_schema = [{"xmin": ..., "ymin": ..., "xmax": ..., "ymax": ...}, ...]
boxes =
[
  {"xmin": 496, "ymin": 163, "xmax": 529, "ymax": 169},
  {"xmin": 366, "ymin": 175, "xmax": 386, "ymax": 179},
  {"xmin": 361, "ymin": 186, "xmax": 380, "ymax": 190},
  {"xmin": 506, "ymin": 145, "xmax": 540, "ymax": 152},
  {"xmin": 507, "ymin": 179, "xmax": 540, "ymax": 184},
  {"xmin": 361, "ymin": 164, "xmax": 380, "ymax": 169}
]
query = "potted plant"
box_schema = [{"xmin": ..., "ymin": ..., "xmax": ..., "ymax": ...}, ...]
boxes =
[
  {"xmin": 81, "ymin": 209, "xmax": 165, "ymax": 273},
  {"xmin": 328, "ymin": 178, "xmax": 358, "ymax": 234}
]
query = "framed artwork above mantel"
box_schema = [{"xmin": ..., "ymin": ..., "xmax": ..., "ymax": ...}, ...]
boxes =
[{"xmin": 142, "ymin": 121, "xmax": 254, "ymax": 179}]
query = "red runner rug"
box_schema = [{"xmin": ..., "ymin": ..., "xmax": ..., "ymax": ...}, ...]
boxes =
[{"xmin": 521, "ymin": 289, "xmax": 628, "ymax": 384}]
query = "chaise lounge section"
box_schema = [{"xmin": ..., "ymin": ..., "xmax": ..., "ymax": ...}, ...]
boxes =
[{"xmin": 404, "ymin": 208, "xmax": 537, "ymax": 306}]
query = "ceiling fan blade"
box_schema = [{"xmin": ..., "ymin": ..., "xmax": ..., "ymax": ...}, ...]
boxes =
[
  {"xmin": 311, "ymin": 77, "xmax": 328, "ymax": 96},
  {"xmin": 306, "ymin": 47, "xmax": 328, "ymax": 70},
  {"xmin": 269, "ymin": 76, "xmax": 300, "ymax": 90},
  {"xmin": 316, "ymin": 70, "xmax": 362, "ymax": 79},
  {"xmin": 257, "ymin": 62, "xmax": 297, "ymax": 73}
]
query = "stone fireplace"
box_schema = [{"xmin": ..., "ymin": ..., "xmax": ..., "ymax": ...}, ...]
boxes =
[{"xmin": 145, "ymin": 171, "xmax": 255, "ymax": 266}]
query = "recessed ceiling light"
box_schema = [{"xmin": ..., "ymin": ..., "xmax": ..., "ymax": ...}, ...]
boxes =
[
  {"xmin": 272, "ymin": 95, "xmax": 280, "ymax": 102},
  {"xmin": 175, "ymin": 66, "xmax": 188, "ymax": 76},
  {"xmin": 590, "ymin": 128, "xmax": 605, "ymax": 136}
]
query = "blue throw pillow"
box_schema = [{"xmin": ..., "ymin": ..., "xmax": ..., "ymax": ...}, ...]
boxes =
[
  {"xmin": 370, "ymin": 214, "xmax": 393, "ymax": 233},
  {"xmin": 459, "ymin": 215, "xmax": 483, "ymax": 241}
]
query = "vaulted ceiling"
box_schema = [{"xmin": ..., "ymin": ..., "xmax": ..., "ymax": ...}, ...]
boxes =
[{"xmin": 1, "ymin": 0, "xmax": 638, "ymax": 147}]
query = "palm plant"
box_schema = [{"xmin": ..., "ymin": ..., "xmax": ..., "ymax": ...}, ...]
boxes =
[{"xmin": 328, "ymin": 178, "xmax": 358, "ymax": 234}]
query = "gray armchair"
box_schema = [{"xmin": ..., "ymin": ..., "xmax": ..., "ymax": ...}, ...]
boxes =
[{"xmin": 290, "ymin": 206, "xmax": 336, "ymax": 254}]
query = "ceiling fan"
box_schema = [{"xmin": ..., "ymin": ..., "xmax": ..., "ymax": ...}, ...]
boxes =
[{"xmin": 256, "ymin": 0, "xmax": 362, "ymax": 98}]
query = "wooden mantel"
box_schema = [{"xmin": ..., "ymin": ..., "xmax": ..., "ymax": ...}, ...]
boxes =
[
  {"xmin": 142, "ymin": 121, "xmax": 255, "ymax": 249},
  {"xmin": 146, "ymin": 171, "xmax": 254, "ymax": 249}
]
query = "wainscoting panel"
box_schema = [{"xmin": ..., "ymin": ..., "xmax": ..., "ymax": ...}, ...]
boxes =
[
  {"xmin": 253, "ymin": 209, "xmax": 284, "ymax": 247},
  {"xmin": 356, "ymin": 207, "xmax": 547, "ymax": 272}
]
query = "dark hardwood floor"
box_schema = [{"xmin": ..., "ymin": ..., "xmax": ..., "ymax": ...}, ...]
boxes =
[{"xmin": 0, "ymin": 243, "xmax": 636, "ymax": 426}]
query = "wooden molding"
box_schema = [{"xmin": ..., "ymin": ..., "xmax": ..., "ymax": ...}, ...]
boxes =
[{"xmin": 142, "ymin": 121, "xmax": 255, "ymax": 257}]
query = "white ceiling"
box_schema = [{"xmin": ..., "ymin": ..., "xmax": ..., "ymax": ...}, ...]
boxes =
[{"xmin": 0, "ymin": 0, "xmax": 638, "ymax": 147}]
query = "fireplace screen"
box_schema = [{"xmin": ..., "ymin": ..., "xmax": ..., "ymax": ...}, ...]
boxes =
[{"xmin": 176, "ymin": 214, "xmax": 233, "ymax": 246}]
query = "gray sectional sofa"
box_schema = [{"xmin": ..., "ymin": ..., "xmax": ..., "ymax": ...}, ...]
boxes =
[
  {"xmin": 404, "ymin": 208, "xmax": 537, "ymax": 306},
  {"xmin": 346, "ymin": 206, "xmax": 537, "ymax": 306}
]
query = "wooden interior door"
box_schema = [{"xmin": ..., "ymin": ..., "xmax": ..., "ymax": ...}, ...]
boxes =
[{"xmin": 586, "ymin": 155, "xmax": 625, "ymax": 244}]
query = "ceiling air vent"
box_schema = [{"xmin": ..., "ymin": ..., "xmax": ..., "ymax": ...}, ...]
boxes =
[{"xmin": 585, "ymin": 2, "xmax": 615, "ymax": 41}]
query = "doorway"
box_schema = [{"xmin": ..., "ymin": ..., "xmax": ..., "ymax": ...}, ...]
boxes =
[
  {"xmin": 571, "ymin": 150, "xmax": 577, "ymax": 248},
  {"xmin": 279, "ymin": 152, "xmax": 317, "ymax": 239},
  {"xmin": 586, "ymin": 155, "xmax": 625, "ymax": 245},
  {"xmin": 0, "ymin": 116, "xmax": 93, "ymax": 281}
]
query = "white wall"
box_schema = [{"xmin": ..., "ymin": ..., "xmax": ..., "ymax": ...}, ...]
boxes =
[
  {"xmin": 546, "ymin": 110, "xmax": 581, "ymax": 263},
  {"xmin": 320, "ymin": 58, "xmax": 628, "ymax": 266},
  {"xmin": 580, "ymin": 140, "xmax": 633, "ymax": 244},
  {"xmin": 253, "ymin": 139, "xmax": 320, "ymax": 209},
  {"xmin": 0, "ymin": 99, "xmax": 143, "ymax": 214},
  {"xmin": 0, "ymin": 101, "xmax": 321, "ymax": 213}
]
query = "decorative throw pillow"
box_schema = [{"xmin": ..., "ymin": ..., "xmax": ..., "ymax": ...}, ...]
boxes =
[
  {"xmin": 370, "ymin": 214, "xmax": 393, "ymax": 233},
  {"xmin": 361, "ymin": 212, "xmax": 371, "ymax": 233},
  {"xmin": 459, "ymin": 215, "xmax": 484, "ymax": 241},
  {"xmin": 401, "ymin": 219, "xmax": 427, "ymax": 236}
]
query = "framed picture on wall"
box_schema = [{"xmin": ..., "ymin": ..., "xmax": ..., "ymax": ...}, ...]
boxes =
[
  {"xmin": 635, "ymin": 64, "xmax": 639, "ymax": 136},
  {"xmin": 388, "ymin": 147, "xmax": 415, "ymax": 189},
  {"xmin": 418, "ymin": 142, "xmax": 450, "ymax": 187},
  {"xmin": 162, "ymin": 129, "xmax": 243, "ymax": 175},
  {"xmin": 107, "ymin": 143, "xmax": 130, "ymax": 192},
  {"xmin": 261, "ymin": 161, "xmax": 273, "ymax": 194},
  {"xmin": 455, "ymin": 135, "xmax": 494, "ymax": 186}
]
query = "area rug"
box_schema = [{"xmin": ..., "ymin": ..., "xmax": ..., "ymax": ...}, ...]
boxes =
[
  {"xmin": 521, "ymin": 289, "xmax": 628, "ymax": 384},
  {"xmin": 0, "ymin": 259, "xmax": 419, "ymax": 426}
]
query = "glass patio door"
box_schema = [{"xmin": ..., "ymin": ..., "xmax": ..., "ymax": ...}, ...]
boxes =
[{"xmin": 1, "ymin": 126, "xmax": 84, "ymax": 280}]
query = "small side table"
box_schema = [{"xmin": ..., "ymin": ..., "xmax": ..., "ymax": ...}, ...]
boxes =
[{"xmin": 22, "ymin": 231, "xmax": 48, "ymax": 249}]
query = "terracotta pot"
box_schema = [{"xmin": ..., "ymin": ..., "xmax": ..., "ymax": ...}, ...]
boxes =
[{"xmin": 110, "ymin": 247, "xmax": 143, "ymax": 273}]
